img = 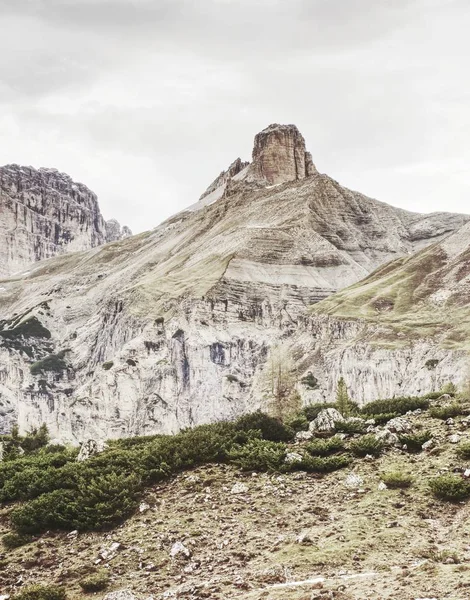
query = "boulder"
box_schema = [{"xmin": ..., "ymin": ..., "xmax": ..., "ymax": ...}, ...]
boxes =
[
  {"xmin": 285, "ymin": 452, "xmax": 303, "ymax": 464},
  {"xmin": 309, "ymin": 408, "xmax": 343, "ymax": 434},
  {"xmin": 231, "ymin": 482, "xmax": 249, "ymax": 494},
  {"xmin": 103, "ymin": 592, "xmax": 139, "ymax": 600},
  {"xmin": 376, "ymin": 428, "xmax": 400, "ymax": 446},
  {"xmin": 386, "ymin": 417, "xmax": 412, "ymax": 434},
  {"xmin": 170, "ymin": 541, "xmax": 191, "ymax": 559},
  {"xmin": 77, "ymin": 439, "xmax": 108, "ymax": 462}
]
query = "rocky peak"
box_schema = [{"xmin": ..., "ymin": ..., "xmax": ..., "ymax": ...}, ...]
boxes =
[
  {"xmin": 199, "ymin": 157, "xmax": 250, "ymax": 201},
  {"xmin": 0, "ymin": 164, "xmax": 130, "ymax": 277},
  {"xmin": 105, "ymin": 219, "xmax": 132, "ymax": 243},
  {"xmin": 247, "ymin": 123, "xmax": 317, "ymax": 185}
]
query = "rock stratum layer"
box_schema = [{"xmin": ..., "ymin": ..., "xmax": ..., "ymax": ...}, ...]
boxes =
[
  {"xmin": 0, "ymin": 164, "xmax": 131, "ymax": 277},
  {"xmin": 0, "ymin": 124, "xmax": 468, "ymax": 442}
]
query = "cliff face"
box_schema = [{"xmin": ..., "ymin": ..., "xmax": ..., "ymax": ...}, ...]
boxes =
[
  {"xmin": 0, "ymin": 125, "xmax": 469, "ymax": 442},
  {"xmin": 0, "ymin": 164, "xmax": 131, "ymax": 277}
]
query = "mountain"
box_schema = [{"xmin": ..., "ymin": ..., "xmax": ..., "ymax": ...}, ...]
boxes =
[
  {"xmin": 0, "ymin": 164, "xmax": 131, "ymax": 277},
  {"xmin": 0, "ymin": 124, "xmax": 468, "ymax": 441}
]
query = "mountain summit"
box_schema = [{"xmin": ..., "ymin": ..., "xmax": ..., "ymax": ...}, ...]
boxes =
[{"xmin": 247, "ymin": 123, "xmax": 317, "ymax": 185}]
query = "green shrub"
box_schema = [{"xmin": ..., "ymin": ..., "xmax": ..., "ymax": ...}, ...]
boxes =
[
  {"xmin": 429, "ymin": 404, "xmax": 466, "ymax": 420},
  {"xmin": 2, "ymin": 532, "xmax": 32, "ymax": 549},
  {"xmin": 102, "ymin": 361, "xmax": 114, "ymax": 370},
  {"xmin": 235, "ymin": 411, "xmax": 294, "ymax": 442},
  {"xmin": 399, "ymin": 431, "xmax": 432, "ymax": 452},
  {"xmin": 0, "ymin": 316, "xmax": 51, "ymax": 340},
  {"xmin": 305, "ymin": 436, "xmax": 345, "ymax": 456},
  {"xmin": 227, "ymin": 439, "xmax": 286, "ymax": 471},
  {"xmin": 334, "ymin": 419, "xmax": 366, "ymax": 434},
  {"xmin": 79, "ymin": 571, "xmax": 110, "ymax": 593},
  {"xmin": 361, "ymin": 413, "xmax": 398, "ymax": 425},
  {"xmin": 300, "ymin": 373, "xmax": 318, "ymax": 389},
  {"xmin": 457, "ymin": 442, "xmax": 470, "ymax": 460},
  {"xmin": 429, "ymin": 475, "xmax": 470, "ymax": 502},
  {"xmin": 284, "ymin": 412, "xmax": 309, "ymax": 432},
  {"xmin": 380, "ymin": 471, "xmax": 414, "ymax": 489},
  {"xmin": 349, "ymin": 435, "xmax": 384, "ymax": 457},
  {"xmin": 12, "ymin": 585, "xmax": 66, "ymax": 600},
  {"xmin": 361, "ymin": 396, "xmax": 429, "ymax": 416},
  {"xmin": 11, "ymin": 473, "xmax": 141, "ymax": 534},
  {"xmin": 297, "ymin": 454, "xmax": 351, "ymax": 473},
  {"xmin": 30, "ymin": 351, "xmax": 67, "ymax": 376}
]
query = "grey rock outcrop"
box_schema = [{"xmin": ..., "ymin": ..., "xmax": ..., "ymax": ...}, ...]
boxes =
[{"xmin": 0, "ymin": 164, "xmax": 130, "ymax": 277}]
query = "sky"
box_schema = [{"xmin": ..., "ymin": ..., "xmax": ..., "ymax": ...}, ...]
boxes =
[{"xmin": 1, "ymin": 0, "xmax": 469, "ymax": 233}]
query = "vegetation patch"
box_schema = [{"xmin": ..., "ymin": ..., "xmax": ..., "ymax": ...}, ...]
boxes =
[
  {"xmin": 102, "ymin": 361, "xmax": 114, "ymax": 370},
  {"xmin": 399, "ymin": 431, "xmax": 432, "ymax": 453},
  {"xmin": 456, "ymin": 442, "xmax": 470, "ymax": 460},
  {"xmin": 360, "ymin": 396, "xmax": 429, "ymax": 416},
  {"xmin": 429, "ymin": 475, "xmax": 470, "ymax": 502},
  {"xmin": 30, "ymin": 351, "xmax": 68, "ymax": 376},
  {"xmin": 78, "ymin": 571, "xmax": 110, "ymax": 593},
  {"xmin": 12, "ymin": 585, "xmax": 66, "ymax": 600},
  {"xmin": 305, "ymin": 436, "xmax": 345, "ymax": 456},
  {"xmin": 349, "ymin": 435, "xmax": 384, "ymax": 457},
  {"xmin": 380, "ymin": 470, "xmax": 414, "ymax": 489},
  {"xmin": 0, "ymin": 316, "xmax": 51, "ymax": 340},
  {"xmin": 429, "ymin": 404, "xmax": 467, "ymax": 420},
  {"xmin": 334, "ymin": 419, "xmax": 366, "ymax": 434}
]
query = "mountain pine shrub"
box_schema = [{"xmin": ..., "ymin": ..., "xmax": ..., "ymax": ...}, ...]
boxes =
[
  {"xmin": 429, "ymin": 475, "xmax": 470, "ymax": 502},
  {"xmin": 349, "ymin": 435, "xmax": 384, "ymax": 457}
]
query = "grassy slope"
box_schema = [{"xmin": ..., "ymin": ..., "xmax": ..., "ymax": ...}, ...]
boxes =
[
  {"xmin": 2, "ymin": 408, "xmax": 470, "ymax": 600},
  {"xmin": 311, "ymin": 238, "xmax": 470, "ymax": 350}
]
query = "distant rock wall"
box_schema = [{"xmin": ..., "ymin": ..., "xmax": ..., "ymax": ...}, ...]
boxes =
[{"xmin": 0, "ymin": 164, "xmax": 131, "ymax": 277}]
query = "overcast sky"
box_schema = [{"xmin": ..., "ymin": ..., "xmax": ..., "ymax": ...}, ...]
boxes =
[{"xmin": 1, "ymin": 0, "xmax": 469, "ymax": 233}]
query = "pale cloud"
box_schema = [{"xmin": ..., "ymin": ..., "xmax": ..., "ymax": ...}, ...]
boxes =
[{"xmin": 0, "ymin": 0, "xmax": 469, "ymax": 232}]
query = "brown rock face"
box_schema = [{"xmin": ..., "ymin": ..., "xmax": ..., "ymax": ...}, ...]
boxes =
[{"xmin": 248, "ymin": 124, "xmax": 317, "ymax": 185}]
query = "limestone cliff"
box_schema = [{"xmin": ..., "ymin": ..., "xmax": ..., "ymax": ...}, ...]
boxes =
[
  {"xmin": 0, "ymin": 164, "xmax": 131, "ymax": 277},
  {"xmin": 0, "ymin": 125, "xmax": 468, "ymax": 441}
]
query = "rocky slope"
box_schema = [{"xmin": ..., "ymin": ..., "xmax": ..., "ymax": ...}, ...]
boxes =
[
  {"xmin": 0, "ymin": 164, "xmax": 131, "ymax": 277},
  {"xmin": 0, "ymin": 124, "xmax": 468, "ymax": 442},
  {"xmin": 2, "ymin": 403, "xmax": 470, "ymax": 600}
]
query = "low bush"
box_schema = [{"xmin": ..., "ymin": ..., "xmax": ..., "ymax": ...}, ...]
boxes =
[
  {"xmin": 102, "ymin": 361, "xmax": 114, "ymax": 370},
  {"xmin": 380, "ymin": 471, "xmax": 414, "ymax": 489},
  {"xmin": 456, "ymin": 442, "xmax": 470, "ymax": 460},
  {"xmin": 227, "ymin": 439, "xmax": 286, "ymax": 472},
  {"xmin": 297, "ymin": 454, "xmax": 351, "ymax": 473},
  {"xmin": 285, "ymin": 412, "xmax": 309, "ymax": 432},
  {"xmin": 30, "ymin": 351, "xmax": 68, "ymax": 376},
  {"xmin": 11, "ymin": 473, "xmax": 141, "ymax": 534},
  {"xmin": 79, "ymin": 571, "xmax": 110, "ymax": 593},
  {"xmin": 360, "ymin": 396, "xmax": 429, "ymax": 416},
  {"xmin": 2, "ymin": 532, "xmax": 32, "ymax": 549},
  {"xmin": 334, "ymin": 419, "xmax": 366, "ymax": 434},
  {"xmin": 429, "ymin": 475, "xmax": 470, "ymax": 502},
  {"xmin": 235, "ymin": 411, "xmax": 294, "ymax": 442},
  {"xmin": 429, "ymin": 404, "xmax": 466, "ymax": 420},
  {"xmin": 349, "ymin": 435, "xmax": 384, "ymax": 457},
  {"xmin": 12, "ymin": 585, "xmax": 66, "ymax": 600},
  {"xmin": 399, "ymin": 431, "xmax": 432, "ymax": 453},
  {"xmin": 361, "ymin": 413, "xmax": 398, "ymax": 425},
  {"xmin": 305, "ymin": 436, "xmax": 345, "ymax": 456}
]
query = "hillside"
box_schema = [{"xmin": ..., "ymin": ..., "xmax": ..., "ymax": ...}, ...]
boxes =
[
  {"xmin": 312, "ymin": 221, "xmax": 470, "ymax": 350},
  {"xmin": 0, "ymin": 124, "xmax": 468, "ymax": 442},
  {"xmin": 1, "ymin": 396, "xmax": 470, "ymax": 600}
]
